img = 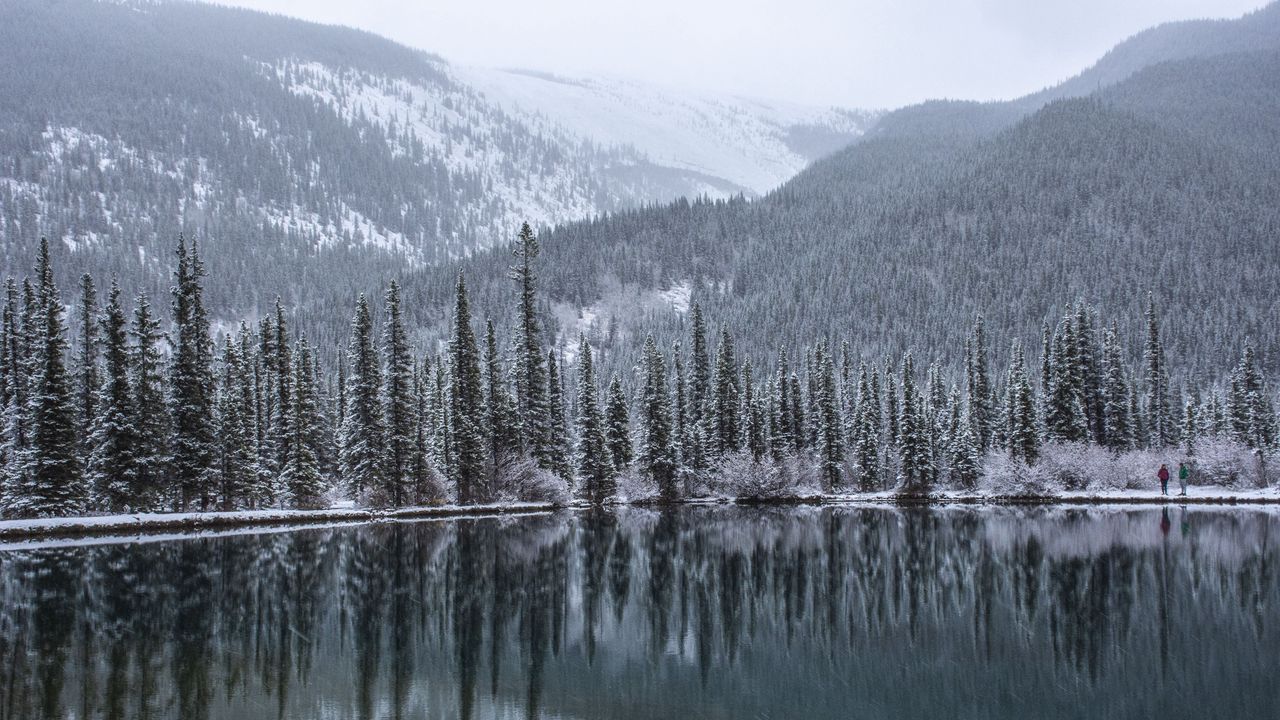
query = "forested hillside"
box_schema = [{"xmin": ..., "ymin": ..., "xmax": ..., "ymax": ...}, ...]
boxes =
[
  {"xmin": 0, "ymin": 0, "xmax": 873, "ymax": 328},
  {"xmin": 400, "ymin": 4, "xmax": 1280, "ymax": 383}
]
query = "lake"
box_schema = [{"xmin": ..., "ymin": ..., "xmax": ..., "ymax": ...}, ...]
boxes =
[{"xmin": 1, "ymin": 505, "xmax": 1277, "ymax": 719}]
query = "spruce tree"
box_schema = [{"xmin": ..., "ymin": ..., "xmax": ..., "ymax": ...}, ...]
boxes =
[
  {"xmin": 815, "ymin": 341, "xmax": 844, "ymax": 491},
  {"xmin": 1101, "ymin": 322, "xmax": 1133, "ymax": 451},
  {"xmin": 639, "ymin": 335, "xmax": 677, "ymax": 501},
  {"xmin": 967, "ymin": 316, "xmax": 994, "ymax": 451},
  {"xmin": 897, "ymin": 353, "xmax": 931, "ymax": 493},
  {"xmin": 853, "ymin": 366, "xmax": 880, "ymax": 491},
  {"xmin": 742, "ymin": 364, "xmax": 767, "ymax": 462},
  {"xmin": 169, "ymin": 236, "xmax": 217, "ymax": 510},
  {"xmin": 510, "ymin": 222, "xmax": 551, "ymax": 466},
  {"xmin": 86, "ymin": 279, "xmax": 137, "ymax": 511},
  {"xmin": 672, "ymin": 344, "xmax": 689, "ymax": 467},
  {"xmin": 341, "ymin": 294, "xmax": 387, "ymax": 504},
  {"xmin": 951, "ymin": 414, "xmax": 981, "ymax": 489},
  {"xmin": 1006, "ymin": 341, "xmax": 1040, "ymax": 465},
  {"xmin": 545, "ymin": 350, "xmax": 573, "ymax": 481},
  {"xmin": 689, "ymin": 303, "xmax": 710, "ymax": 431},
  {"xmin": 130, "ymin": 292, "xmax": 168, "ymax": 510},
  {"xmin": 15, "ymin": 240, "xmax": 82, "ymax": 516},
  {"xmin": 448, "ymin": 275, "xmax": 487, "ymax": 504},
  {"xmin": 574, "ymin": 336, "xmax": 611, "ymax": 503},
  {"xmin": 1, "ymin": 279, "xmax": 30, "ymax": 512},
  {"xmin": 1144, "ymin": 293, "xmax": 1173, "ymax": 447},
  {"xmin": 1045, "ymin": 323, "xmax": 1088, "ymax": 443},
  {"xmin": 772, "ymin": 349, "xmax": 794, "ymax": 455},
  {"xmin": 214, "ymin": 335, "xmax": 254, "ymax": 509},
  {"xmin": 74, "ymin": 273, "xmax": 99, "ymax": 449},
  {"xmin": 270, "ymin": 299, "xmax": 292, "ymax": 478},
  {"xmin": 712, "ymin": 327, "xmax": 740, "ymax": 456},
  {"xmin": 603, "ymin": 375, "xmax": 633, "ymax": 473},
  {"xmin": 382, "ymin": 282, "xmax": 415, "ymax": 507},
  {"xmin": 483, "ymin": 319, "xmax": 520, "ymax": 494},
  {"xmin": 282, "ymin": 339, "xmax": 327, "ymax": 509}
]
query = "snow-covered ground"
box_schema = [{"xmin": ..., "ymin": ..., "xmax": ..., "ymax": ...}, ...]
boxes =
[{"xmin": 1, "ymin": 487, "xmax": 1276, "ymax": 549}]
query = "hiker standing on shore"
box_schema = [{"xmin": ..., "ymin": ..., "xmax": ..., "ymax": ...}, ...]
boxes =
[
  {"xmin": 1158, "ymin": 464, "xmax": 1170, "ymax": 496},
  {"xmin": 1178, "ymin": 461, "xmax": 1190, "ymax": 496}
]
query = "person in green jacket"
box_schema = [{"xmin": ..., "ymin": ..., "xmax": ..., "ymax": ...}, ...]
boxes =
[{"xmin": 1178, "ymin": 461, "xmax": 1190, "ymax": 496}]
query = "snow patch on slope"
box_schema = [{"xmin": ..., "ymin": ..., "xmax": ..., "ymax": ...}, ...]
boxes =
[{"xmin": 457, "ymin": 67, "xmax": 879, "ymax": 195}]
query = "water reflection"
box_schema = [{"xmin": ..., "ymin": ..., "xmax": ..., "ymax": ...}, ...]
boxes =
[{"xmin": 1, "ymin": 506, "xmax": 1278, "ymax": 719}]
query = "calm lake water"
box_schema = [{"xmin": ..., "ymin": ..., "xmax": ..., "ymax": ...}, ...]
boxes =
[{"xmin": 1, "ymin": 505, "xmax": 1278, "ymax": 719}]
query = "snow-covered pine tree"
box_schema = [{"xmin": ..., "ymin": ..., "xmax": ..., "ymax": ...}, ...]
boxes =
[
  {"xmin": 282, "ymin": 338, "xmax": 327, "ymax": 509},
  {"xmin": 18, "ymin": 239, "xmax": 83, "ymax": 517},
  {"xmin": 604, "ymin": 375, "xmax": 633, "ymax": 473},
  {"xmin": 1045, "ymin": 324, "xmax": 1088, "ymax": 443},
  {"xmin": 86, "ymin": 278, "xmax": 136, "ymax": 511},
  {"xmin": 1182, "ymin": 399, "xmax": 1198, "ymax": 457},
  {"xmin": 545, "ymin": 350, "xmax": 572, "ymax": 482},
  {"xmin": 772, "ymin": 349, "xmax": 794, "ymax": 455},
  {"xmin": 448, "ymin": 275, "xmax": 487, "ymax": 505},
  {"xmin": 1006, "ymin": 341, "xmax": 1040, "ymax": 466},
  {"xmin": 1101, "ymin": 322, "xmax": 1133, "ymax": 451},
  {"xmin": 341, "ymin": 293, "xmax": 387, "ymax": 504},
  {"xmin": 951, "ymin": 414, "xmax": 981, "ymax": 489},
  {"xmin": 1144, "ymin": 293, "xmax": 1173, "ymax": 447},
  {"xmin": 672, "ymin": 343, "xmax": 689, "ymax": 467},
  {"xmin": 742, "ymin": 363, "xmax": 767, "ymax": 462},
  {"xmin": 510, "ymin": 222, "xmax": 552, "ymax": 467},
  {"xmin": 214, "ymin": 335, "xmax": 254, "ymax": 509},
  {"xmin": 789, "ymin": 369, "xmax": 806, "ymax": 453},
  {"xmin": 130, "ymin": 292, "xmax": 168, "ymax": 511},
  {"xmin": 967, "ymin": 316, "xmax": 994, "ymax": 452},
  {"xmin": 575, "ymin": 336, "xmax": 611, "ymax": 503},
  {"xmin": 689, "ymin": 303, "xmax": 710, "ymax": 432},
  {"xmin": 169, "ymin": 236, "xmax": 217, "ymax": 510},
  {"xmin": 270, "ymin": 299, "xmax": 293, "ymax": 479},
  {"xmin": 74, "ymin": 273, "xmax": 99, "ymax": 450},
  {"xmin": 815, "ymin": 341, "xmax": 844, "ymax": 491},
  {"xmin": 639, "ymin": 335, "xmax": 677, "ymax": 501},
  {"xmin": 853, "ymin": 365, "xmax": 880, "ymax": 491},
  {"xmin": 382, "ymin": 282, "xmax": 416, "ymax": 507},
  {"xmin": 483, "ymin": 318, "xmax": 520, "ymax": 496},
  {"xmin": 712, "ymin": 326, "xmax": 740, "ymax": 456},
  {"xmin": 897, "ymin": 353, "xmax": 931, "ymax": 493},
  {"xmin": 1074, "ymin": 304, "xmax": 1106, "ymax": 444},
  {"xmin": 1, "ymin": 279, "xmax": 28, "ymax": 512}
]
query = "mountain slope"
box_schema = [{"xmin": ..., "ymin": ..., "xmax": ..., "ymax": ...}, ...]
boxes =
[
  {"xmin": 400, "ymin": 6, "xmax": 1280, "ymax": 381},
  {"xmin": 0, "ymin": 0, "xmax": 873, "ymax": 313}
]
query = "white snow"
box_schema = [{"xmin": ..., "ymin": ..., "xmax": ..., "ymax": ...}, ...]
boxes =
[{"xmin": 457, "ymin": 67, "xmax": 879, "ymax": 195}]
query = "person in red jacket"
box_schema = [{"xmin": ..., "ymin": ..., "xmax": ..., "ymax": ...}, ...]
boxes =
[{"xmin": 1158, "ymin": 464, "xmax": 1170, "ymax": 496}]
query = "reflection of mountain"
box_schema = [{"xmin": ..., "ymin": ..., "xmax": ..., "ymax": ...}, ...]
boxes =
[{"xmin": 1, "ymin": 507, "xmax": 1277, "ymax": 718}]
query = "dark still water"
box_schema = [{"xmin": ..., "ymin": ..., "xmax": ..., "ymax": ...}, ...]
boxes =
[{"xmin": 2, "ymin": 506, "xmax": 1278, "ymax": 720}]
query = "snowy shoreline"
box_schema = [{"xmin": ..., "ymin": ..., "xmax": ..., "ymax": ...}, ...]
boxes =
[{"xmin": 1, "ymin": 486, "xmax": 1277, "ymax": 546}]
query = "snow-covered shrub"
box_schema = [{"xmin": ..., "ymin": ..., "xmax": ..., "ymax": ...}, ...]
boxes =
[
  {"xmin": 499, "ymin": 458, "xmax": 570, "ymax": 504},
  {"xmin": 979, "ymin": 449, "xmax": 1062, "ymax": 496},
  {"xmin": 1190, "ymin": 438, "xmax": 1269, "ymax": 489},
  {"xmin": 706, "ymin": 452, "xmax": 793, "ymax": 500},
  {"xmin": 616, "ymin": 466, "xmax": 661, "ymax": 504}
]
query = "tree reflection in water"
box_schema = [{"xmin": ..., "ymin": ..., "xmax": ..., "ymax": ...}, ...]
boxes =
[{"xmin": 1, "ymin": 506, "xmax": 1278, "ymax": 719}]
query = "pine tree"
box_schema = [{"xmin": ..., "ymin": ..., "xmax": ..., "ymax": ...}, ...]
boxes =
[
  {"xmin": 1, "ymin": 279, "xmax": 29, "ymax": 512},
  {"xmin": 74, "ymin": 273, "xmax": 99, "ymax": 448},
  {"xmin": 282, "ymin": 339, "xmax": 327, "ymax": 509},
  {"xmin": 950, "ymin": 413, "xmax": 981, "ymax": 489},
  {"xmin": 341, "ymin": 294, "xmax": 386, "ymax": 504},
  {"xmin": 1144, "ymin": 293, "xmax": 1173, "ymax": 447},
  {"xmin": 1006, "ymin": 341, "xmax": 1040, "ymax": 465},
  {"xmin": 545, "ymin": 350, "xmax": 572, "ymax": 481},
  {"xmin": 603, "ymin": 375, "xmax": 633, "ymax": 473},
  {"xmin": 483, "ymin": 319, "xmax": 520, "ymax": 495},
  {"xmin": 448, "ymin": 275, "xmax": 487, "ymax": 505},
  {"xmin": 86, "ymin": 279, "xmax": 136, "ymax": 511},
  {"xmin": 169, "ymin": 236, "xmax": 217, "ymax": 510},
  {"xmin": 410, "ymin": 358, "xmax": 439, "ymax": 503},
  {"xmin": 742, "ymin": 364, "xmax": 767, "ymax": 461},
  {"xmin": 1101, "ymin": 322, "xmax": 1133, "ymax": 451},
  {"xmin": 672, "ymin": 344, "xmax": 689, "ymax": 467},
  {"xmin": 814, "ymin": 341, "xmax": 844, "ymax": 491},
  {"xmin": 18, "ymin": 239, "xmax": 83, "ymax": 517},
  {"xmin": 1182, "ymin": 398, "xmax": 1198, "ymax": 457},
  {"xmin": 510, "ymin": 222, "xmax": 551, "ymax": 467},
  {"xmin": 270, "ymin": 299, "xmax": 292, "ymax": 478},
  {"xmin": 897, "ymin": 354, "xmax": 931, "ymax": 493},
  {"xmin": 853, "ymin": 364, "xmax": 880, "ymax": 491},
  {"xmin": 1044, "ymin": 322, "xmax": 1088, "ymax": 443},
  {"xmin": 382, "ymin": 282, "xmax": 416, "ymax": 507},
  {"xmin": 574, "ymin": 336, "xmax": 611, "ymax": 503},
  {"xmin": 689, "ymin": 303, "xmax": 711, "ymax": 431},
  {"xmin": 639, "ymin": 335, "xmax": 677, "ymax": 501},
  {"xmin": 772, "ymin": 349, "xmax": 794, "ymax": 455},
  {"xmin": 214, "ymin": 335, "xmax": 254, "ymax": 509},
  {"xmin": 967, "ymin": 316, "xmax": 994, "ymax": 451},
  {"xmin": 130, "ymin": 292, "xmax": 168, "ymax": 511},
  {"xmin": 710, "ymin": 326, "xmax": 740, "ymax": 456}
]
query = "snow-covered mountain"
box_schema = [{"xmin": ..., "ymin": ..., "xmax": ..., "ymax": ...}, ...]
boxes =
[
  {"xmin": 457, "ymin": 67, "xmax": 878, "ymax": 196},
  {"xmin": 0, "ymin": 0, "xmax": 876, "ymax": 315}
]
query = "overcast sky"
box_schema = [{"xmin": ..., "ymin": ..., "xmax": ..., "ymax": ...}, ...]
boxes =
[{"xmin": 222, "ymin": 0, "xmax": 1269, "ymax": 109}]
